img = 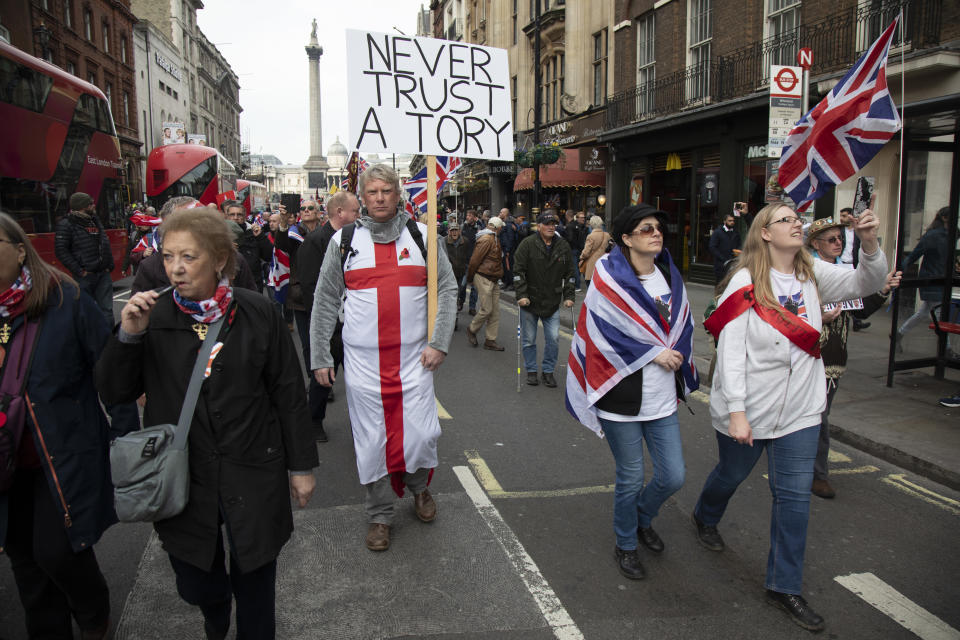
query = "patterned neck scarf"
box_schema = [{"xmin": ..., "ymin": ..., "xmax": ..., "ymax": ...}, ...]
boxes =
[
  {"xmin": 0, "ymin": 266, "xmax": 32, "ymax": 318},
  {"xmin": 173, "ymin": 278, "xmax": 233, "ymax": 323}
]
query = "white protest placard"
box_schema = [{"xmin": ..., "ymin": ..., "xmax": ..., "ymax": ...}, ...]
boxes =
[{"xmin": 346, "ymin": 30, "xmax": 513, "ymax": 161}]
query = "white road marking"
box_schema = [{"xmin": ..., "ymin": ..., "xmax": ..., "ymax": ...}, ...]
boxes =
[
  {"xmin": 453, "ymin": 465, "xmax": 584, "ymax": 640},
  {"xmin": 113, "ymin": 290, "xmax": 130, "ymax": 300},
  {"xmin": 835, "ymin": 572, "xmax": 960, "ymax": 640}
]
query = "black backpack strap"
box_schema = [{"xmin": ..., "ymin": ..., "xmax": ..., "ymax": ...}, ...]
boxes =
[
  {"xmin": 405, "ymin": 217, "xmax": 428, "ymax": 259},
  {"xmin": 339, "ymin": 223, "xmax": 356, "ymax": 272}
]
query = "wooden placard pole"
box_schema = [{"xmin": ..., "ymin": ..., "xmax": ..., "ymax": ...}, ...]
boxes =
[{"xmin": 426, "ymin": 155, "xmax": 438, "ymax": 340}]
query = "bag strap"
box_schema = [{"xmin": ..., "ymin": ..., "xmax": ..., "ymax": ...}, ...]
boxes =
[
  {"xmin": 339, "ymin": 222, "xmax": 356, "ymax": 272},
  {"xmin": 405, "ymin": 217, "xmax": 428, "ymax": 259},
  {"xmin": 172, "ymin": 314, "xmax": 226, "ymax": 450}
]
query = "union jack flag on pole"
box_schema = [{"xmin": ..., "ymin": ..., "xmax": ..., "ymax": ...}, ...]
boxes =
[
  {"xmin": 777, "ymin": 14, "xmax": 902, "ymax": 212},
  {"xmin": 403, "ymin": 156, "xmax": 462, "ymax": 217}
]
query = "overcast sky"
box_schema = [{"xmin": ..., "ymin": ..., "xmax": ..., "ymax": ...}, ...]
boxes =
[{"xmin": 196, "ymin": 0, "xmax": 428, "ymax": 167}]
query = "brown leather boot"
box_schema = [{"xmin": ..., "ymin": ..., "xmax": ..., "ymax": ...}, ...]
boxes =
[
  {"xmin": 466, "ymin": 327, "xmax": 478, "ymax": 346},
  {"xmin": 483, "ymin": 339, "xmax": 505, "ymax": 351},
  {"xmin": 811, "ymin": 478, "xmax": 836, "ymax": 499},
  {"xmin": 414, "ymin": 489, "xmax": 437, "ymax": 522},
  {"xmin": 365, "ymin": 523, "xmax": 390, "ymax": 551}
]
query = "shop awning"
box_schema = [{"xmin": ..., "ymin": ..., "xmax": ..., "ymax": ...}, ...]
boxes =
[{"xmin": 513, "ymin": 149, "xmax": 605, "ymax": 191}]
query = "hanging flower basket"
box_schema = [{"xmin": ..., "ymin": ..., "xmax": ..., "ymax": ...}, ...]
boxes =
[{"xmin": 515, "ymin": 143, "xmax": 563, "ymax": 168}]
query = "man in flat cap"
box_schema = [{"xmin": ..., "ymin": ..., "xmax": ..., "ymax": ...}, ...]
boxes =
[{"xmin": 513, "ymin": 209, "xmax": 576, "ymax": 387}]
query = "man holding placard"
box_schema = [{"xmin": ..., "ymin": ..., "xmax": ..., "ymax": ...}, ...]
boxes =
[{"xmin": 309, "ymin": 164, "xmax": 457, "ymax": 551}]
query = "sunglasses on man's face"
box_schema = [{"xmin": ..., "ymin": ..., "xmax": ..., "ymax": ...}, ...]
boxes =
[{"xmin": 300, "ymin": 206, "xmax": 316, "ymax": 211}]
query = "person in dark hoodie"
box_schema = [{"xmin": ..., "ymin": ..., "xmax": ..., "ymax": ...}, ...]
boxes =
[{"xmin": 54, "ymin": 192, "xmax": 114, "ymax": 325}]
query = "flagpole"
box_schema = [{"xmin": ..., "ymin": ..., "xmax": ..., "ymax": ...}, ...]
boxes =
[
  {"xmin": 427, "ymin": 155, "xmax": 439, "ymax": 341},
  {"xmin": 895, "ymin": 8, "xmax": 906, "ymax": 262}
]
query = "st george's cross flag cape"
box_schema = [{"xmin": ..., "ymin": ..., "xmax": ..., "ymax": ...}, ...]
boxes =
[
  {"xmin": 777, "ymin": 14, "xmax": 902, "ymax": 212},
  {"xmin": 565, "ymin": 246, "xmax": 699, "ymax": 436}
]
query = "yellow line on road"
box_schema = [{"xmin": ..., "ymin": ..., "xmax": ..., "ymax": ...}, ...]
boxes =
[
  {"xmin": 882, "ymin": 474, "xmax": 960, "ymax": 516},
  {"xmin": 690, "ymin": 390, "xmax": 710, "ymax": 404},
  {"xmin": 436, "ymin": 397, "xmax": 452, "ymax": 420},
  {"xmin": 465, "ymin": 450, "xmax": 614, "ymax": 499},
  {"xmin": 829, "ymin": 450, "xmax": 852, "ymax": 463}
]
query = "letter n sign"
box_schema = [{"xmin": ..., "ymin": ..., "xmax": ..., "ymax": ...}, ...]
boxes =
[{"xmin": 797, "ymin": 48, "xmax": 813, "ymax": 70}]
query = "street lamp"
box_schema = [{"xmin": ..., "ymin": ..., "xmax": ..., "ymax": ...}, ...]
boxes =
[
  {"xmin": 532, "ymin": 0, "xmax": 543, "ymax": 218},
  {"xmin": 33, "ymin": 22, "xmax": 50, "ymax": 61}
]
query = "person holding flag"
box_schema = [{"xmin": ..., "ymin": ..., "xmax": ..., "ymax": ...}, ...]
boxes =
[
  {"xmin": 565, "ymin": 204, "xmax": 699, "ymax": 581},
  {"xmin": 309, "ymin": 164, "xmax": 457, "ymax": 552},
  {"xmin": 694, "ymin": 202, "xmax": 888, "ymax": 632}
]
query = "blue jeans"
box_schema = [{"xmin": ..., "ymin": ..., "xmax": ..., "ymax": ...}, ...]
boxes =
[
  {"xmin": 460, "ymin": 274, "xmax": 478, "ymax": 310},
  {"xmin": 520, "ymin": 308, "xmax": 559, "ymax": 373},
  {"xmin": 601, "ymin": 412, "xmax": 685, "ymax": 550},
  {"xmin": 571, "ymin": 249, "xmax": 582, "ymax": 288},
  {"xmin": 695, "ymin": 425, "xmax": 819, "ymax": 594},
  {"xmin": 78, "ymin": 271, "xmax": 113, "ymax": 326}
]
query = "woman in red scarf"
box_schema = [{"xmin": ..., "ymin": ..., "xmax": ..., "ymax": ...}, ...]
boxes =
[{"xmin": 695, "ymin": 202, "xmax": 888, "ymax": 632}]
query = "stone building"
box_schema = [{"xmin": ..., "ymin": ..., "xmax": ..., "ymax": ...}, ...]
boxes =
[
  {"xmin": 130, "ymin": 0, "xmax": 242, "ymax": 166},
  {"xmin": 427, "ymin": 0, "xmax": 615, "ymax": 217},
  {"xmin": 133, "ymin": 19, "xmax": 187, "ymax": 192},
  {"xmin": 2, "ymin": 0, "xmax": 143, "ymax": 199}
]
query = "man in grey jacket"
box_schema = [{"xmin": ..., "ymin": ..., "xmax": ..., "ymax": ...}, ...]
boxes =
[{"xmin": 310, "ymin": 164, "xmax": 457, "ymax": 552}]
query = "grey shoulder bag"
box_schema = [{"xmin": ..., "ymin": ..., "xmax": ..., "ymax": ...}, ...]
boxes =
[{"xmin": 110, "ymin": 314, "xmax": 226, "ymax": 523}]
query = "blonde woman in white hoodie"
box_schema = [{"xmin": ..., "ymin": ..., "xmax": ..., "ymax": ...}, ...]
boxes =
[{"xmin": 693, "ymin": 202, "xmax": 887, "ymax": 633}]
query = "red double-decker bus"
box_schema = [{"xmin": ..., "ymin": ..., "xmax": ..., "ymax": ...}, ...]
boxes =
[
  {"xmin": 235, "ymin": 179, "xmax": 267, "ymax": 216},
  {"xmin": 146, "ymin": 144, "xmax": 237, "ymax": 210},
  {"xmin": 0, "ymin": 40, "xmax": 128, "ymax": 277}
]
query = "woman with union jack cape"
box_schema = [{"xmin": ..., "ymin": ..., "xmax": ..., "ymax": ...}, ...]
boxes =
[
  {"xmin": 693, "ymin": 202, "xmax": 887, "ymax": 632},
  {"xmin": 565, "ymin": 204, "xmax": 699, "ymax": 581}
]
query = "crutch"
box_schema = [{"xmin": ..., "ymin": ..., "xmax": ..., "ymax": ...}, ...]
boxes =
[{"xmin": 516, "ymin": 296, "xmax": 523, "ymax": 393}]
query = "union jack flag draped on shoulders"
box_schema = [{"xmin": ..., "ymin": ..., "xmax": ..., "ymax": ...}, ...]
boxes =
[
  {"xmin": 777, "ymin": 14, "xmax": 902, "ymax": 212},
  {"xmin": 403, "ymin": 156, "xmax": 462, "ymax": 217},
  {"xmin": 565, "ymin": 247, "xmax": 699, "ymax": 436}
]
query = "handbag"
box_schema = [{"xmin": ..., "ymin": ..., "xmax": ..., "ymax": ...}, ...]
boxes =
[
  {"xmin": 0, "ymin": 319, "xmax": 42, "ymax": 493},
  {"xmin": 109, "ymin": 314, "xmax": 226, "ymax": 522}
]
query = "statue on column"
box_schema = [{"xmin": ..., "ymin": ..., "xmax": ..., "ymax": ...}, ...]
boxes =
[{"xmin": 311, "ymin": 19, "xmax": 317, "ymax": 40}]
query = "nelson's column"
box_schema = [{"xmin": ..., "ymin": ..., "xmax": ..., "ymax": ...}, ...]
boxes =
[{"xmin": 304, "ymin": 19, "xmax": 329, "ymax": 190}]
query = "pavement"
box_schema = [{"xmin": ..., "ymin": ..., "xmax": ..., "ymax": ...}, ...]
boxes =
[{"xmin": 494, "ymin": 278, "xmax": 960, "ymax": 492}]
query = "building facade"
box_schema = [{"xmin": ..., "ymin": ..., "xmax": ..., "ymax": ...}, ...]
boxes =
[
  {"xmin": 603, "ymin": 0, "xmax": 959, "ymax": 282},
  {"xmin": 130, "ymin": 0, "xmax": 242, "ymax": 167},
  {"xmin": 3, "ymin": 0, "xmax": 143, "ymax": 200},
  {"xmin": 427, "ymin": 0, "xmax": 616, "ymax": 218},
  {"xmin": 133, "ymin": 19, "xmax": 187, "ymax": 194}
]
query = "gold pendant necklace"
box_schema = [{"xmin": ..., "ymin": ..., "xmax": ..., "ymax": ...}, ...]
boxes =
[
  {"xmin": 0, "ymin": 321, "xmax": 11, "ymax": 345},
  {"xmin": 191, "ymin": 322, "xmax": 208, "ymax": 340}
]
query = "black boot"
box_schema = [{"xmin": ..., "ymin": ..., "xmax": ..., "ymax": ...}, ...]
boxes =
[
  {"xmin": 614, "ymin": 547, "xmax": 646, "ymax": 580},
  {"xmin": 766, "ymin": 590, "xmax": 825, "ymax": 632}
]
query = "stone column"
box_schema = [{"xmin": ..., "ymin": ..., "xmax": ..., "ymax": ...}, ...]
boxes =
[{"xmin": 303, "ymin": 19, "xmax": 328, "ymax": 190}]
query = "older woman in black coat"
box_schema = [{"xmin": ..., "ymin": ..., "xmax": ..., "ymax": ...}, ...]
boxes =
[
  {"xmin": 96, "ymin": 206, "xmax": 318, "ymax": 640},
  {"xmin": 0, "ymin": 212, "xmax": 122, "ymax": 639}
]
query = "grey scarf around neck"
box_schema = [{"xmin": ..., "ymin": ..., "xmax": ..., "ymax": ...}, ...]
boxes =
[{"xmin": 357, "ymin": 210, "xmax": 408, "ymax": 244}]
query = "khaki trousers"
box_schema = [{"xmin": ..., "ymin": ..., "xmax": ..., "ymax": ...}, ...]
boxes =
[{"xmin": 469, "ymin": 275, "xmax": 500, "ymax": 341}]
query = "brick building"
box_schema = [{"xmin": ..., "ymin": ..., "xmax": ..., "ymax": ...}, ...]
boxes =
[
  {"xmin": 2, "ymin": 0, "xmax": 143, "ymax": 200},
  {"xmin": 602, "ymin": 0, "xmax": 959, "ymax": 283}
]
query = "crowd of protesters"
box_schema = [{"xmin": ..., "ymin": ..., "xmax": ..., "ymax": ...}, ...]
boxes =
[{"xmin": 4, "ymin": 174, "xmax": 956, "ymax": 638}]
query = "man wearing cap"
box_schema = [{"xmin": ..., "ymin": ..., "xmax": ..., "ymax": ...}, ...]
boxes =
[
  {"xmin": 466, "ymin": 217, "xmax": 505, "ymax": 350},
  {"xmin": 55, "ymin": 192, "xmax": 115, "ymax": 324},
  {"xmin": 805, "ymin": 217, "xmax": 899, "ymax": 499},
  {"xmin": 444, "ymin": 222, "xmax": 471, "ymax": 317},
  {"xmin": 514, "ymin": 210, "xmax": 576, "ymax": 387}
]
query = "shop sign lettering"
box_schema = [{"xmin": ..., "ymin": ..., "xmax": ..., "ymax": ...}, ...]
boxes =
[{"xmin": 155, "ymin": 52, "xmax": 182, "ymax": 82}]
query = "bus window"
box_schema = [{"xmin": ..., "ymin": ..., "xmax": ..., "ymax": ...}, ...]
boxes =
[
  {"xmin": 74, "ymin": 93, "xmax": 99, "ymax": 129},
  {"xmin": 150, "ymin": 156, "xmax": 217, "ymax": 206},
  {"xmin": 0, "ymin": 56, "xmax": 53, "ymax": 113}
]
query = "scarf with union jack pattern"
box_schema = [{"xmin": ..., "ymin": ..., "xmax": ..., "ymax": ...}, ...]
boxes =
[
  {"xmin": 173, "ymin": 277, "xmax": 232, "ymax": 323},
  {"xmin": 0, "ymin": 266, "xmax": 31, "ymax": 318}
]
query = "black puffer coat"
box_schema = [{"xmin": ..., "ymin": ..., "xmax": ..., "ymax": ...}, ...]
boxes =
[
  {"xmin": 95, "ymin": 289, "xmax": 318, "ymax": 572},
  {"xmin": 54, "ymin": 213, "xmax": 114, "ymax": 276}
]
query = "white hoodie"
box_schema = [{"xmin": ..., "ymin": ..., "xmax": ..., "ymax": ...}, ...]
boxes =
[{"xmin": 710, "ymin": 246, "xmax": 887, "ymax": 439}]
